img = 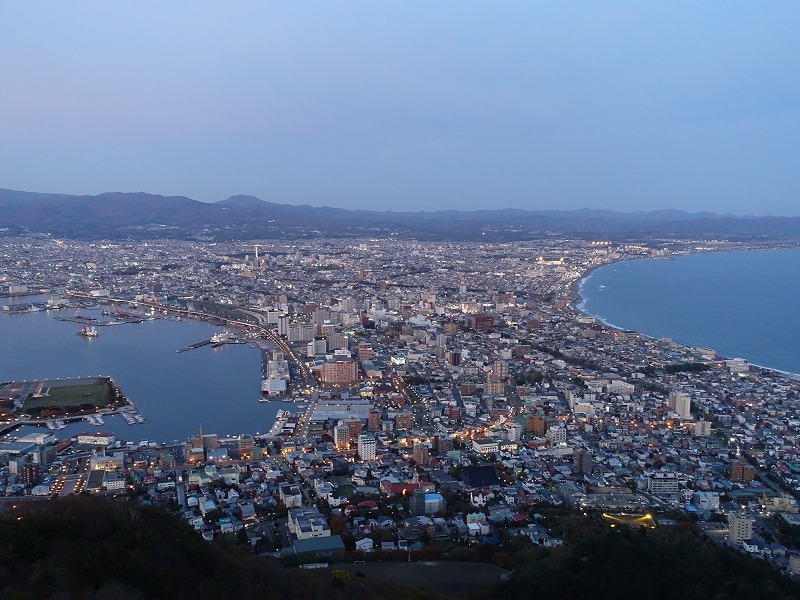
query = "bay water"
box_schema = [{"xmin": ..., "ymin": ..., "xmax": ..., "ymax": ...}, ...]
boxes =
[
  {"xmin": 0, "ymin": 305, "xmax": 297, "ymax": 443},
  {"xmin": 578, "ymin": 249, "xmax": 800, "ymax": 375}
]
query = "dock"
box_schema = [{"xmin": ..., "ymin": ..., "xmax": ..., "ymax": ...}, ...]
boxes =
[{"xmin": 176, "ymin": 339, "xmax": 211, "ymax": 353}]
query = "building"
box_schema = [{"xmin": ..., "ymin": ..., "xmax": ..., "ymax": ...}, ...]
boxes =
[
  {"xmin": 333, "ymin": 424, "xmax": 350, "ymax": 451},
  {"xmin": 357, "ymin": 343, "xmax": 374, "ymax": 361},
  {"xmin": 412, "ymin": 442, "xmax": 428, "ymax": 466},
  {"xmin": 279, "ymin": 483, "xmax": 303, "ymax": 508},
  {"xmin": 545, "ymin": 425, "xmax": 567, "ymax": 445},
  {"xmin": 321, "ymin": 359, "xmax": 357, "ymax": 385},
  {"xmin": 730, "ymin": 458, "xmax": 756, "ymax": 483},
  {"xmin": 694, "ymin": 420, "xmax": 712, "ymax": 437},
  {"xmin": 506, "ymin": 423, "xmax": 523, "ymax": 442},
  {"xmin": 367, "ymin": 408, "xmax": 382, "ymax": 431},
  {"xmin": 647, "ymin": 471, "xmax": 679, "ymax": 496},
  {"xmin": 728, "ymin": 511, "xmax": 754, "ymax": 544},
  {"xmin": 573, "ymin": 449, "xmax": 592, "ymax": 476},
  {"xmin": 526, "ymin": 415, "xmax": 548, "ymax": 436},
  {"xmin": 238, "ymin": 434, "xmax": 254, "ymax": 460},
  {"xmin": 669, "ymin": 391, "xmax": 692, "ymax": 419},
  {"xmin": 358, "ymin": 432, "xmax": 376, "ymax": 461},
  {"xmin": 409, "ymin": 489, "xmax": 446, "ymax": 516},
  {"xmin": 472, "ymin": 438, "xmax": 499, "ymax": 454},
  {"xmin": 393, "ymin": 411, "xmax": 414, "ymax": 432},
  {"xmin": 343, "ymin": 416, "xmax": 363, "ymax": 440},
  {"xmin": 288, "ymin": 507, "xmax": 331, "ymax": 540},
  {"xmin": 433, "ymin": 435, "xmax": 454, "ymax": 455},
  {"xmin": 76, "ymin": 432, "xmax": 115, "ymax": 447}
]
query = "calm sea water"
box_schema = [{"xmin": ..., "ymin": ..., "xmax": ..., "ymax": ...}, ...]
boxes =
[
  {"xmin": 578, "ymin": 249, "xmax": 800, "ymax": 375},
  {"xmin": 0, "ymin": 306, "xmax": 297, "ymax": 442}
]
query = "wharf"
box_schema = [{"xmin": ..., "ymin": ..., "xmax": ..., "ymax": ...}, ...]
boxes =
[
  {"xmin": 177, "ymin": 339, "xmax": 211, "ymax": 353},
  {"xmin": 56, "ymin": 316, "xmax": 123, "ymax": 326}
]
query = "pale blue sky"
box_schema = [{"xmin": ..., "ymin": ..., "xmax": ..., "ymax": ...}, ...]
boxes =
[{"xmin": 1, "ymin": 2, "xmax": 799, "ymax": 215}]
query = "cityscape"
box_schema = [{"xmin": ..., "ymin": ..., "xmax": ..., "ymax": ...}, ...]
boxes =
[
  {"xmin": 2, "ymin": 3, "xmax": 800, "ymax": 597},
  {"xmin": 2, "ymin": 233, "xmax": 800, "ymax": 595}
]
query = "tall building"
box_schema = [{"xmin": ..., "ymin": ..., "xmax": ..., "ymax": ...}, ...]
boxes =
[
  {"xmin": 728, "ymin": 511, "xmax": 754, "ymax": 544},
  {"xmin": 238, "ymin": 434, "xmax": 254, "ymax": 460},
  {"xmin": 333, "ymin": 424, "xmax": 350, "ymax": 451},
  {"xmin": 526, "ymin": 414, "xmax": 548, "ymax": 436},
  {"xmin": 412, "ymin": 442, "xmax": 428, "ymax": 466},
  {"xmin": 669, "ymin": 391, "xmax": 692, "ymax": 419},
  {"xmin": 573, "ymin": 449, "xmax": 592, "ymax": 475},
  {"xmin": 367, "ymin": 408, "xmax": 382, "ymax": 431},
  {"xmin": 647, "ymin": 472, "xmax": 679, "ymax": 495},
  {"xmin": 491, "ymin": 360, "xmax": 508, "ymax": 379},
  {"xmin": 357, "ymin": 343, "xmax": 374, "ymax": 361},
  {"xmin": 393, "ymin": 411, "xmax": 414, "ymax": 432},
  {"xmin": 730, "ymin": 458, "xmax": 756, "ymax": 483},
  {"xmin": 321, "ymin": 359, "xmax": 357, "ymax": 384},
  {"xmin": 433, "ymin": 435, "xmax": 454, "ymax": 455},
  {"xmin": 409, "ymin": 489, "xmax": 446, "ymax": 516},
  {"xmin": 343, "ymin": 416, "xmax": 363, "ymax": 440},
  {"xmin": 357, "ymin": 432, "xmax": 376, "ymax": 461},
  {"xmin": 694, "ymin": 420, "xmax": 712, "ymax": 437}
]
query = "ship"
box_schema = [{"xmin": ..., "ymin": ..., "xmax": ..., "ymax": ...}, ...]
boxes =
[
  {"xmin": 77, "ymin": 326, "xmax": 99, "ymax": 338},
  {"xmin": 210, "ymin": 330, "xmax": 231, "ymax": 348}
]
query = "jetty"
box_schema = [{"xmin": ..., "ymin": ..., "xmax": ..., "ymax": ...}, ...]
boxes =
[{"xmin": 176, "ymin": 339, "xmax": 212, "ymax": 353}]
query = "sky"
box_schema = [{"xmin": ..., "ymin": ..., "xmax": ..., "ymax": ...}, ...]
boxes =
[{"xmin": 1, "ymin": 2, "xmax": 799, "ymax": 215}]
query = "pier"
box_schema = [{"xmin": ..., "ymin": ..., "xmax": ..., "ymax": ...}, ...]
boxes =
[{"xmin": 177, "ymin": 339, "xmax": 212, "ymax": 353}]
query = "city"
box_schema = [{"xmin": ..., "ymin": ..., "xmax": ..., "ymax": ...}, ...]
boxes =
[{"xmin": 2, "ymin": 234, "xmax": 800, "ymax": 584}]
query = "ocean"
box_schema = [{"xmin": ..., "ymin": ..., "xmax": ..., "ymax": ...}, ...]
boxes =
[
  {"xmin": 0, "ymin": 305, "xmax": 298, "ymax": 443},
  {"xmin": 578, "ymin": 249, "xmax": 800, "ymax": 375}
]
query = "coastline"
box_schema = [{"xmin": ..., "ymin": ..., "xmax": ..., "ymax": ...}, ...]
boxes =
[{"xmin": 570, "ymin": 250, "xmax": 800, "ymax": 378}]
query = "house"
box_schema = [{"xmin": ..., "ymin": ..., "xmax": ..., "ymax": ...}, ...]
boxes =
[{"xmin": 355, "ymin": 537, "xmax": 374, "ymax": 552}]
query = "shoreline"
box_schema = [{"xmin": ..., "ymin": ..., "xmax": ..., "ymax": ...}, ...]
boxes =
[{"xmin": 569, "ymin": 249, "xmax": 800, "ymax": 379}]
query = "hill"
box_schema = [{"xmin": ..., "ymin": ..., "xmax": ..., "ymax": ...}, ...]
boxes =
[{"xmin": 2, "ymin": 187, "xmax": 800, "ymax": 241}]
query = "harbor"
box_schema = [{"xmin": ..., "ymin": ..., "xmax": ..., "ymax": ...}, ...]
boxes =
[{"xmin": 0, "ymin": 305, "xmax": 298, "ymax": 442}]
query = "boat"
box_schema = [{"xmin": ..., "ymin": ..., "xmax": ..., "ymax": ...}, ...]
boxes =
[
  {"xmin": 77, "ymin": 326, "xmax": 98, "ymax": 338},
  {"xmin": 210, "ymin": 331, "xmax": 231, "ymax": 344}
]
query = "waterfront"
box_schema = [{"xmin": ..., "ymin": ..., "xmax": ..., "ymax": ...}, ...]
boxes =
[
  {"xmin": 0, "ymin": 306, "xmax": 297, "ymax": 442},
  {"xmin": 579, "ymin": 249, "xmax": 800, "ymax": 375}
]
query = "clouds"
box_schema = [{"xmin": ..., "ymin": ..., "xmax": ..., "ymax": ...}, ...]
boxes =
[{"xmin": 1, "ymin": 2, "xmax": 798, "ymax": 214}]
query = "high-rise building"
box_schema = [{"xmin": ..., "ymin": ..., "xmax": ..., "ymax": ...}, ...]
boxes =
[
  {"xmin": 412, "ymin": 442, "xmax": 428, "ymax": 466},
  {"xmin": 647, "ymin": 472, "xmax": 679, "ymax": 495},
  {"xmin": 321, "ymin": 359, "xmax": 357, "ymax": 384},
  {"xmin": 728, "ymin": 511, "xmax": 754, "ymax": 544},
  {"xmin": 409, "ymin": 489, "xmax": 446, "ymax": 516},
  {"xmin": 334, "ymin": 425, "xmax": 350, "ymax": 451},
  {"xmin": 694, "ymin": 420, "xmax": 712, "ymax": 437},
  {"xmin": 526, "ymin": 414, "xmax": 548, "ymax": 436},
  {"xmin": 367, "ymin": 408, "xmax": 382, "ymax": 431},
  {"xmin": 357, "ymin": 343, "xmax": 374, "ymax": 361},
  {"xmin": 20, "ymin": 462, "xmax": 39, "ymax": 487},
  {"xmin": 343, "ymin": 416, "xmax": 363, "ymax": 440},
  {"xmin": 491, "ymin": 360, "xmax": 508, "ymax": 379},
  {"xmin": 392, "ymin": 411, "xmax": 414, "ymax": 432},
  {"xmin": 238, "ymin": 434, "xmax": 254, "ymax": 460},
  {"xmin": 433, "ymin": 435, "xmax": 454, "ymax": 455},
  {"xmin": 730, "ymin": 458, "xmax": 756, "ymax": 483},
  {"xmin": 357, "ymin": 432, "xmax": 376, "ymax": 461},
  {"xmin": 573, "ymin": 449, "xmax": 592, "ymax": 475},
  {"xmin": 669, "ymin": 391, "xmax": 692, "ymax": 419}
]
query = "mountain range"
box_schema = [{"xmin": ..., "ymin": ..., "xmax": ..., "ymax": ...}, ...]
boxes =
[{"xmin": 2, "ymin": 188, "xmax": 799, "ymax": 242}]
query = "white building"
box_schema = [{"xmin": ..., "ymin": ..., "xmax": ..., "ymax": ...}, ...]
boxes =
[
  {"xmin": 669, "ymin": 391, "xmax": 692, "ymax": 419},
  {"xmin": 647, "ymin": 471, "xmax": 679, "ymax": 495},
  {"xmin": 728, "ymin": 511, "xmax": 754, "ymax": 544},
  {"xmin": 358, "ymin": 432, "xmax": 376, "ymax": 461},
  {"xmin": 472, "ymin": 438, "xmax": 499, "ymax": 454}
]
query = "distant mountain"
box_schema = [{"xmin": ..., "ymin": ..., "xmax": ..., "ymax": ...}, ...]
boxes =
[
  {"xmin": 1, "ymin": 187, "xmax": 799, "ymax": 242},
  {"xmin": 217, "ymin": 194, "xmax": 268, "ymax": 208}
]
